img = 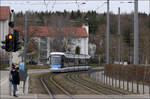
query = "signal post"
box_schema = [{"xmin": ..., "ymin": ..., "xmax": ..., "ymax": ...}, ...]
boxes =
[
  {"xmin": 9, "ymin": 10, "xmax": 14, "ymax": 95},
  {"xmin": 1, "ymin": 10, "xmax": 21, "ymax": 95}
]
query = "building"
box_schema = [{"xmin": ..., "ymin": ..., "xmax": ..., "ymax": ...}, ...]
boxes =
[
  {"xmin": 0, "ymin": 6, "xmax": 10, "ymax": 64},
  {"xmin": 0, "ymin": 6, "xmax": 10, "ymax": 39},
  {"xmin": 0, "ymin": 6, "xmax": 10, "ymax": 48},
  {"xmin": 15, "ymin": 24, "xmax": 89, "ymax": 64}
]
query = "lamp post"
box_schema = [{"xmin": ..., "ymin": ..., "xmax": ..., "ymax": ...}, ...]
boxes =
[
  {"xmin": 134, "ymin": 0, "xmax": 139, "ymax": 64},
  {"xmin": 149, "ymin": 0, "xmax": 150, "ymax": 64},
  {"xmin": 118, "ymin": 7, "xmax": 120, "ymax": 64},
  {"xmin": 106, "ymin": 0, "xmax": 110, "ymax": 64},
  {"xmin": 118, "ymin": 1, "xmax": 134, "ymax": 64}
]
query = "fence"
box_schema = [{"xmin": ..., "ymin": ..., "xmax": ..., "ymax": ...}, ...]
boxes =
[{"xmin": 90, "ymin": 64, "xmax": 150, "ymax": 94}]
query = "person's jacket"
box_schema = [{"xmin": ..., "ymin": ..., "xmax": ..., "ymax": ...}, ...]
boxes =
[{"xmin": 11, "ymin": 69, "xmax": 20, "ymax": 85}]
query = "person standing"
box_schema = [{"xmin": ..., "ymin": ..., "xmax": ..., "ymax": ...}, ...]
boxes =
[{"xmin": 11, "ymin": 65, "xmax": 20, "ymax": 97}]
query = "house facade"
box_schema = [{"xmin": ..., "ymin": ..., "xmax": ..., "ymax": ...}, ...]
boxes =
[
  {"xmin": 0, "ymin": 6, "xmax": 10, "ymax": 43},
  {"xmin": 0, "ymin": 6, "xmax": 10, "ymax": 64},
  {"xmin": 15, "ymin": 24, "xmax": 89, "ymax": 64}
]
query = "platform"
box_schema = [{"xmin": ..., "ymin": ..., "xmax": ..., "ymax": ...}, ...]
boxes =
[{"xmin": 50, "ymin": 66, "xmax": 91, "ymax": 73}]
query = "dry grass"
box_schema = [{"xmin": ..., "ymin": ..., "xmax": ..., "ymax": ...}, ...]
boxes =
[
  {"xmin": 29, "ymin": 73, "xmax": 47, "ymax": 94},
  {"xmin": 54, "ymin": 73, "xmax": 94, "ymax": 95}
]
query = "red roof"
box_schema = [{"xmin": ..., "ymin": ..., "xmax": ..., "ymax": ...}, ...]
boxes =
[
  {"xmin": 0, "ymin": 6, "xmax": 10, "ymax": 20},
  {"xmin": 14, "ymin": 26, "xmax": 88, "ymax": 37}
]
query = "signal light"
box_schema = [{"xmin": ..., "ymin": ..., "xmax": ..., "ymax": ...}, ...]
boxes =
[
  {"xmin": 13, "ymin": 30, "xmax": 21, "ymax": 52},
  {"xmin": 8, "ymin": 22, "xmax": 14, "ymax": 28},
  {"xmin": 6, "ymin": 34, "xmax": 13, "ymax": 52},
  {"xmin": 1, "ymin": 34, "xmax": 13, "ymax": 52},
  {"xmin": 1, "ymin": 41, "xmax": 6, "ymax": 49},
  {"xmin": 1, "ymin": 30, "xmax": 21, "ymax": 52},
  {"xmin": 8, "ymin": 34, "xmax": 13, "ymax": 39}
]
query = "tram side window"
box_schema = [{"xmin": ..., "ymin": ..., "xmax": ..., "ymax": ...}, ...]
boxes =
[
  {"xmin": 61, "ymin": 56, "xmax": 64, "ymax": 68},
  {"xmin": 63, "ymin": 57, "xmax": 67, "ymax": 67}
]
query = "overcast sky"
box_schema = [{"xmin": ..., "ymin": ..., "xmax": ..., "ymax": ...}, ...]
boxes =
[{"xmin": 1, "ymin": 0, "xmax": 150, "ymax": 14}]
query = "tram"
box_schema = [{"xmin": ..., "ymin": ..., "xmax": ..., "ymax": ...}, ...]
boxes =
[{"xmin": 49, "ymin": 52, "xmax": 91, "ymax": 72}]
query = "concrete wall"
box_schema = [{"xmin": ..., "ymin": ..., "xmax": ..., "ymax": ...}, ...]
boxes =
[
  {"xmin": 12, "ymin": 52, "xmax": 22, "ymax": 64},
  {"xmin": 0, "ymin": 20, "xmax": 9, "ymax": 64},
  {"xmin": 72, "ymin": 37, "xmax": 88, "ymax": 55},
  {"xmin": 0, "ymin": 20, "xmax": 9, "ymax": 50},
  {"xmin": 89, "ymin": 43, "xmax": 96, "ymax": 57}
]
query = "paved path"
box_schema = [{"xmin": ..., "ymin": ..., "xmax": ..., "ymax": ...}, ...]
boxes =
[
  {"xmin": 0, "ymin": 70, "xmax": 9, "ymax": 95},
  {"xmin": 1, "ymin": 94, "xmax": 150, "ymax": 99},
  {"xmin": 0, "ymin": 69, "xmax": 49, "ymax": 95}
]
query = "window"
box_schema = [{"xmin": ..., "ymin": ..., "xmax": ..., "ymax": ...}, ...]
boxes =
[{"xmin": 51, "ymin": 55, "xmax": 62, "ymax": 65}]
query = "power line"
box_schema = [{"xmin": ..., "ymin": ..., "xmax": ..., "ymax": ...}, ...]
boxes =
[
  {"xmin": 44, "ymin": 0, "xmax": 49, "ymax": 10},
  {"xmin": 75, "ymin": 0, "xmax": 79, "ymax": 10},
  {"xmin": 4, "ymin": 1, "xmax": 81, "ymax": 5},
  {"xmin": 50, "ymin": 0, "xmax": 56, "ymax": 12},
  {"xmin": 1, "ymin": 0, "xmax": 147, "ymax": 1},
  {"xmin": 95, "ymin": 2, "xmax": 106, "ymax": 12},
  {"xmin": 2, "ymin": 0, "xmax": 149, "ymax": 14}
]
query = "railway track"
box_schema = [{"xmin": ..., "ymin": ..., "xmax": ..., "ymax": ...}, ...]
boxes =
[
  {"xmin": 50, "ymin": 73, "xmax": 74, "ymax": 99},
  {"xmin": 40, "ymin": 71, "xmax": 130, "ymax": 99},
  {"xmin": 40, "ymin": 76, "xmax": 54, "ymax": 99},
  {"xmin": 72, "ymin": 72, "xmax": 125, "ymax": 95},
  {"xmin": 65, "ymin": 73, "xmax": 103, "ymax": 95},
  {"xmin": 66, "ymin": 72, "xmax": 126, "ymax": 95},
  {"xmin": 41, "ymin": 73, "xmax": 73, "ymax": 99}
]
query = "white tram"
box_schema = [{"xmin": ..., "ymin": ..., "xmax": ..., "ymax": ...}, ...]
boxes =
[{"xmin": 49, "ymin": 52, "xmax": 91, "ymax": 72}]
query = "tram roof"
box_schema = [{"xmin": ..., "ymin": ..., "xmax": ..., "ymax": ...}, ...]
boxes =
[
  {"xmin": 50, "ymin": 52, "xmax": 91, "ymax": 59},
  {"xmin": 50, "ymin": 52, "xmax": 65, "ymax": 55},
  {"xmin": 65, "ymin": 53, "xmax": 91, "ymax": 59}
]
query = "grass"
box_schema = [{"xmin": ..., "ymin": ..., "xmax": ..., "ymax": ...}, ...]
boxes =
[
  {"xmin": 27, "ymin": 65, "xmax": 49, "ymax": 70},
  {"xmin": 90, "ymin": 63, "xmax": 99, "ymax": 67},
  {"xmin": 0, "ymin": 64, "xmax": 50, "ymax": 70}
]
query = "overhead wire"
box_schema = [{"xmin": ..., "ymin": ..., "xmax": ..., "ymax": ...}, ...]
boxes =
[
  {"xmin": 50, "ymin": 0, "xmax": 56, "ymax": 12},
  {"xmin": 1, "ymin": 0, "xmax": 147, "ymax": 1},
  {"xmin": 95, "ymin": 1, "xmax": 107, "ymax": 12},
  {"xmin": 75, "ymin": 0, "xmax": 80, "ymax": 10},
  {"xmin": 44, "ymin": 0, "xmax": 49, "ymax": 11},
  {"xmin": 4, "ymin": 0, "xmax": 148, "ymax": 14},
  {"xmin": 74, "ymin": 0, "xmax": 87, "ymax": 11}
]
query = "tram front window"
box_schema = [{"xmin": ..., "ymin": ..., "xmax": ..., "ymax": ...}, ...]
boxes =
[{"xmin": 51, "ymin": 55, "xmax": 62, "ymax": 65}]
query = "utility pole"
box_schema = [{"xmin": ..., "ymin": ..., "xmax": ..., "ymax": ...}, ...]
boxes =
[
  {"xmin": 134, "ymin": 0, "xmax": 139, "ymax": 64},
  {"xmin": 149, "ymin": 0, "xmax": 150, "ymax": 64},
  {"xmin": 106, "ymin": 0, "xmax": 110, "ymax": 64},
  {"xmin": 23, "ymin": 11, "xmax": 28, "ymax": 93},
  {"xmin": 24, "ymin": 12, "xmax": 27, "ymax": 70},
  {"xmin": 58, "ymin": 21, "xmax": 62, "ymax": 52},
  {"xmin": 118, "ymin": 7, "xmax": 121, "ymax": 64}
]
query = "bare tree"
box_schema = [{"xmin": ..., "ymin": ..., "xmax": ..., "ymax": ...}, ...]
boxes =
[{"xmin": 45, "ymin": 14, "xmax": 76, "ymax": 53}]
